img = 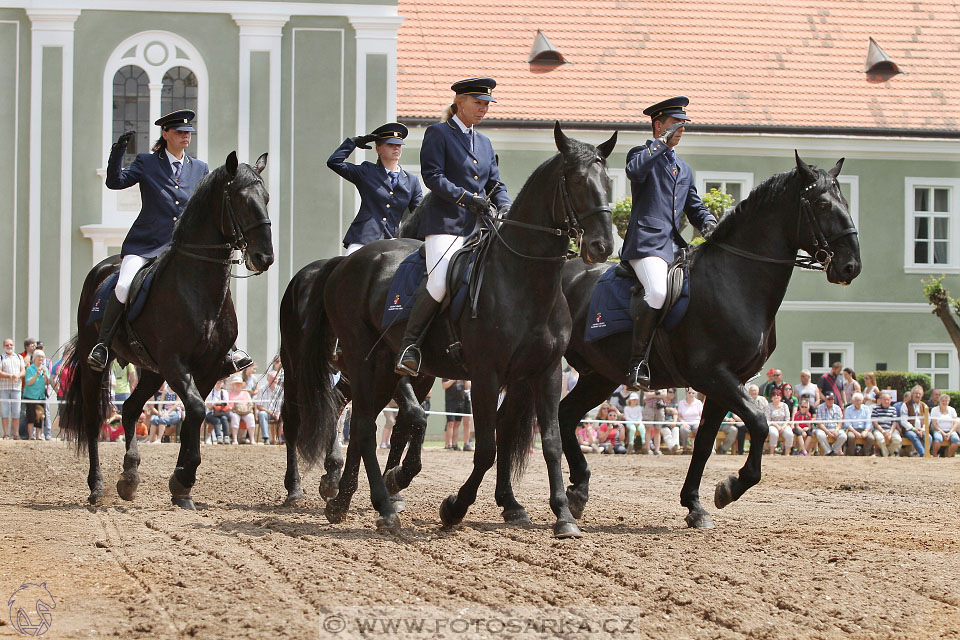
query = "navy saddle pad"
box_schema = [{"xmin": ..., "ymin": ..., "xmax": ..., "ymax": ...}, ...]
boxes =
[
  {"xmin": 381, "ymin": 250, "xmax": 473, "ymax": 329},
  {"xmin": 87, "ymin": 266, "xmax": 158, "ymax": 326},
  {"xmin": 584, "ymin": 264, "xmax": 690, "ymax": 342}
]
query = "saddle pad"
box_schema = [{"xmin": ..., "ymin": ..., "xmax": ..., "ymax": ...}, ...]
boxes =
[
  {"xmin": 86, "ymin": 266, "xmax": 158, "ymax": 326},
  {"xmin": 584, "ymin": 264, "xmax": 690, "ymax": 342},
  {"xmin": 380, "ymin": 250, "xmax": 471, "ymax": 330}
]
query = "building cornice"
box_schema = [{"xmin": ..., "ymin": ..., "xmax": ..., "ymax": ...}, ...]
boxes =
[{"xmin": 13, "ymin": 2, "xmax": 396, "ymax": 18}]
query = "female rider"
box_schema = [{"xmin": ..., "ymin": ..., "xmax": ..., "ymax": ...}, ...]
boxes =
[{"xmin": 395, "ymin": 78, "xmax": 511, "ymax": 376}]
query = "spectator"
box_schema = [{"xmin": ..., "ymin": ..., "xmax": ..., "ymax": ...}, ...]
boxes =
[
  {"xmin": 378, "ymin": 399, "xmax": 398, "ymax": 450},
  {"xmin": 242, "ymin": 362, "xmax": 258, "ymax": 392},
  {"xmin": 642, "ymin": 389, "xmax": 667, "ymax": 453},
  {"xmin": 926, "ymin": 388, "xmax": 941, "ymax": 410},
  {"xmin": 764, "ymin": 390, "xmax": 794, "ymax": 454},
  {"xmin": 843, "ymin": 392, "xmax": 874, "ymax": 455},
  {"xmin": 899, "ymin": 385, "xmax": 928, "ymax": 456},
  {"xmin": 135, "ymin": 411, "xmax": 149, "ymax": 442},
  {"xmin": 101, "ymin": 404, "xmax": 124, "ymax": 442},
  {"xmin": 111, "ymin": 361, "xmax": 138, "ymax": 411},
  {"xmin": 204, "ymin": 380, "xmax": 230, "ymax": 444},
  {"xmin": 814, "ymin": 393, "xmax": 845, "ymax": 456},
  {"xmin": 462, "ymin": 382, "xmax": 473, "ymax": 452},
  {"xmin": 622, "ymin": 392, "xmax": 644, "ymax": 454},
  {"xmin": 0, "ymin": 338, "xmax": 25, "ymax": 439},
  {"xmin": 149, "ymin": 383, "xmax": 183, "ymax": 444},
  {"xmin": 22, "ymin": 350, "xmax": 51, "ymax": 440},
  {"xmin": 561, "ymin": 366, "xmax": 579, "ymax": 399},
  {"xmin": 781, "ymin": 383, "xmax": 798, "ymax": 418},
  {"xmin": 227, "ymin": 374, "xmax": 257, "ymax": 445},
  {"xmin": 34, "ymin": 341, "xmax": 54, "ymax": 439},
  {"xmin": 51, "ymin": 345, "xmax": 75, "ymax": 435},
  {"xmin": 576, "ymin": 420, "xmax": 599, "ymax": 453},
  {"xmin": 763, "ymin": 369, "xmax": 785, "ymax": 400},
  {"xmin": 929, "ymin": 391, "xmax": 959, "ymax": 457},
  {"xmin": 796, "ymin": 369, "xmax": 820, "ymax": 408},
  {"xmin": 793, "ymin": 398, "xmax": 814, "ymax": 455},
  {"xmin": 759, "ymin": 368, "xmax": 777, "ymax": 398},
  {"xmin": 861, "ymin": 372, "xmax": 880, "ymax": 406},
  {"xmin": 254, "ymin": 370, "xmax": 281, "ymax": 445},
  {"xmin": 818, "ymin": 362, "xmax": 844, "ymax": 408},
  {"xmin": 442, "ymin": 379, "xmax": 469, "ymax": 451},
  {"xmin": 716, "ymin": 412, "xmax": 740, "ymax": 454},
  {"xmin": 608, "ymin": 385, "xmax": 629, "ymax": 412},
  {"xmin": 743, "ymin": 384, "xmax": 768, "ymax": 454},
  {"xmin": 17, "ymin": 338, "xmax": 37, "ymax": 439},
  {"xmin": 597, "ymin": 406, "xmax": 626, "ymax": 454},
  {"xmin": 841, "ymin": 367, "xmax": 860, "ymax": 405},
  {"xmin": 870, "ymin": 392, "xmax": 902, "ymax": 457},
  {"xmin": 676, "ymin": 388, "xmax": 703, "ymax": 453}
]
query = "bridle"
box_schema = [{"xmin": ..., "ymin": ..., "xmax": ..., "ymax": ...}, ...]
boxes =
[
  {"xmin": 712, "ymin": 177, "xmax": 858, "ymax": 272},
  {"xmin": 177, "ymin": 176, "xmax": 272, "ymax": 278}
]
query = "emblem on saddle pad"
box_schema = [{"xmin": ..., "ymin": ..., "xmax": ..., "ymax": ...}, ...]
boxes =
[
  {"xmin": 590, "ymin": 311, "xmax": 606, "ymax": 330},
  {"xmin": 388, "ymin": 293, "xmax": 403, "ymax": 313}
]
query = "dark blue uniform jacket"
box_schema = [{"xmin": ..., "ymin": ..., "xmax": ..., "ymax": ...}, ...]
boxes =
[
  {"xmin": 326, "ymin": 138, "xmax": 423, "ymax": 247},
  {"xmin": 417, "ymin": 120, "xmax": 510, "ymax": 237},
  {"xmin": 106, "ymin": 147, "xmax": 209, "ymax": 258},
  {"xmin": 620, "ymin": 139, "xmax": 716, "ymax": 262}
]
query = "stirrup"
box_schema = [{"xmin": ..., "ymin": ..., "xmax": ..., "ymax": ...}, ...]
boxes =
[
  {"xmin": 624, "ymin": 359, "xmax": 651, "ymax": 391},
  {"xmin": 229, "ymin": 349, "xmax": 254, "ymax": 372},
  {"xmin": 87, "ymin": 343, "xmax": 109, "ymax": 372},
  {"xmin": 395, "ymin": 344, "xmax": 421, "ymax": 377},
  {"xmin": 332, "ymin": 339, "xmax": 342, "ymax": 362}
]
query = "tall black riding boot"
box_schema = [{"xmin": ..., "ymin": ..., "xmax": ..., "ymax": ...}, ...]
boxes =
[
  {"xmin": 395, "ymin": 287, "xmax": 441, "ymax": 377},
  {"xmin": 624, "ymin": 300, "xmax": 659, "ymax": 391},
  {"xmin": 87, "ymin": 293, "xmax": 125, "ymax": 372}
]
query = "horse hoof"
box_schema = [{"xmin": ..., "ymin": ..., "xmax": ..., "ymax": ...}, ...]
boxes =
[
  {"xmin": 172, "ymin": 496, "xmax": 196, "ymax": 510},
  {"xmin": 553, "ymin": 520, "xmax": 583, "ymax": 539},
  {"xmin": 390, "ymin": 494, "xmax": 406, "ymax": 513},
  {"xmin": 376, "ymin": 513, "xmax": 401, "ymax": 532},
  {"xmin": 714, "ymin": 475, "xmax": 737, "ymax": 509},
  {"xmin": 566, "ymin": 489, "xmax": 586, "ymax": 520},
  {"xmin": 439, "ymin": 495, "xmax": 462, "ymax": 528},
  {"xmin": 116, "ymin": 478, "xmax": 138, "ymax": 502},
  {"xmin": 87, "ymin": 492, "xmax": 103, "ymax": 506},
  {"xmin": 383, "ymin": 468, "xmax": 402, "ymax": 496},
  {"xmin": 283, "ymin": 491, "xmax": 305, "ymax": 507},
  {"xmin": 324, "ymin": 503, "xmax": 346, "ymax": 524},
  {"xmin": 318, "ymin": 479, "xmax": 339, "ymax": 502},
  {"xmin": 685, "ymin": 511, "xmax": 715, "ymax": 529},
  {"xmin": 502, "ymin": 507, "xmax": 531, "ymax": 524}
]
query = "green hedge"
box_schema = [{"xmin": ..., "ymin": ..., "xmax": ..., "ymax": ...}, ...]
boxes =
[
  {"xmin": 857, "ymin": 371, "xmax": 932, "ymax": 400},
  {"xmin": 936, "ymin": 390, "xmax": 960, "ymax": 412}
]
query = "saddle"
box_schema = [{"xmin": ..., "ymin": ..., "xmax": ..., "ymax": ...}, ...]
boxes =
[{"xmin": 613, "ymin": 251, "xmax": 688, "ymax": 323}]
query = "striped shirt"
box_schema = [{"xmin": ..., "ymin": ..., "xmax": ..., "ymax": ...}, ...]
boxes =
[
  {"xmin": 0, "ymin": 352, "xmax": 24, "ymax": 391},
  {"xmin": 870, "ymin": 404, "xmax": 898, "ymax": 429}
]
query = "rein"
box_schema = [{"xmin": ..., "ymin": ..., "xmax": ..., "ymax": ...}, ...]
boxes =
[{"xmin": 176, "ymin": 178, "xmax": 271, "ymax": 279}]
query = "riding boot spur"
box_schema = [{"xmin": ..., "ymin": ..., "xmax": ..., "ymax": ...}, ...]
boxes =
[
  {"xmin": 87, "ymin": 293, "xmax": 125, "ymax": 372},
  {"xmin": 395, "ymin": 285, "xmax": 441, "ymax": 377},
  {"xmin": 624, "ymin": 298, "xmax": 659, "ymax": 391}
]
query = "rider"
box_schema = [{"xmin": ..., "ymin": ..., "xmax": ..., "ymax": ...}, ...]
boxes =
[
  {"xmin": 327, "ymin": 122, "xmax": 423, "ymax": 255},
  {"xmin": 394, "ymin": 77, "xmax": 511, "ymax": 376},
  {"xmin": 622, "ymin": 97, "xmax": 717, "ymax": 390},
  {"xmin": 88, "ymin": 109, "xmax": 253, "ymax": 374}
]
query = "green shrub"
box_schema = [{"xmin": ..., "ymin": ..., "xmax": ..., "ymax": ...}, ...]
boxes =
[
  {"xmin": 611, "ymin": 197, "xmax": 632, "ymax": 239},
  {"xmin": 938, "ymin": 390, "xmax": 960, "ymax": 412},
  {"xmin": 859, "ymin": 371, "xmax": 932, "ymax": 400}
]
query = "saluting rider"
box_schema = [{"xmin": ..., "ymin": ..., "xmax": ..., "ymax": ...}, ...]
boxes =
[
  {"xmin": 327, "ymin": 122, "xmax": 423, "ymax": 255},
  {"xmin": 394, "ymin": 77, "xmax": 511, "ymax": 377},
  {"xmin": 622, "ymin": 97, "xmax": 717, "ymax": 390},
  {"xmin": 88, "ymin": 109, "xmax": 253, "ymax": 374}
]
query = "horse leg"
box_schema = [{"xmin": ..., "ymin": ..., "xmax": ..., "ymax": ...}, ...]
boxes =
[
  {"xmin": 679, "ymin": 398, "xmax": 726, "ymax": 529},
  {"xmin": 558, "ymin": 371, "xmax": 614, "ymax": 519},
  {"xmin": 383, "ymin": 376, "xmax": 429, "ymax": 497},
  {"xmin": 324, "ymin": 426, "xmax": 362, "ymax": 523},
  {"xmin": 494, "ymin": 383, "xmax": 531, "ymax": 524},
  {"xmin": 319, "ymin": 396, "xmax": 346, "ymax": 502},
  {"xmin": 166, "ymin": 373, "xmax": 207, "ymax": 509},
  {"xmin": 535, "ymin": 366, "xmax": 582, "ymax": 538},
  {"xmin": 708, "ymin": 378, "xmax": 769, "ymax": 509},
  {"xmin": 354, "ymin": 361, "xmax": 403, "ymax": 530},
  {"xmin": 439, "ymin": 377, "xmax": 498, "ymax": 528},
  {"xmin": 81, "ymin": 369, "xmax": 105, "ymax": 505},
  {"xmin": 116, "ymin": 370, "xmax": 163, "ymax": 501}
]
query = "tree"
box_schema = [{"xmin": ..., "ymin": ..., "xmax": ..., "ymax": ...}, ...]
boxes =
[{"xmin": 922, "ymin": 275, "xmax": 960, "ymax": 349}]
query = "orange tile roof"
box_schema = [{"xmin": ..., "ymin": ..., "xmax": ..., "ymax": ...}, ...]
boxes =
[{"xmin": 397, "ymin": 0, "xmax": 960, "ymax": 133}]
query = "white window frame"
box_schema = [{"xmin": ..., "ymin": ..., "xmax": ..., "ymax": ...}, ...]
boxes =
[
  {"xmin": 696, "ymin": 171, "xmax": 754, "ymax": 211},
  {"xmin": 607, "ymin": 167, "xmax": 628, "ymax": 203},
  {"xmin": 802, "ymin": 342, "xmax": 855, "ymax": 379},
  {"xmin": 904, "ymin": 177, "xmax": 960, "ymax": 274},
  {"xmin": 908, "ymin": 343, "xmax": 959, "ymax": 390},
  {"xmin": 99, "ymin": 31, "xmax": 209, "ymax": 228},
  {"xmin": 837, "ymin": 175, "xmax": 859, "ymax": 230}
]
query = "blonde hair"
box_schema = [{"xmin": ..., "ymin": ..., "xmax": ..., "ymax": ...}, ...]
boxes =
[{"xmin": 441, "ymin": 94, "xmax": 469, "ymax": 122}]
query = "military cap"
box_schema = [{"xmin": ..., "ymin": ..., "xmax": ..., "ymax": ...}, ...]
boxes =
[
  {"xmin": 642, "ymin": 96, "xmax": 691, "ymax": 121},
  {"xmin": 451, "ymin": 77, "xmax": 497, "ymax": 102},
  {"xmin": 155, "ymin": 109, "xmax": 197, "ymax": 132},
  {"xmin": 371, "ymin": 122, "xmax": 408, "ymax": 145}
]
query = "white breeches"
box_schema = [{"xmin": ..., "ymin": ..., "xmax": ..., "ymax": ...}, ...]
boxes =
[
  {"xmin": 629, "ymin": 256, "xmax": 669, "ymax": 309},
  {"xmin": 115, "ymin": 254, "xmax": 147, "ymax": 304},
  {"xmin": 345, "ymin": 243, "xmax": 365, "ymax": 255},
  {"xmin": 424, "ymin": 234, "xmax": 465, "ymax": 302}
]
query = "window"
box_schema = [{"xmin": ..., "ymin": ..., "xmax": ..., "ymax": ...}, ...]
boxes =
[
  {"xmin": 905, "ymin": 178, "xmax": 960, "ymax": 273},
  {"xmin": 607, "ymin": 167, "xmax": 628, "ymax": 203},
  {"xmin": 696, "ymin": 171, "xmax": 754, "ymax": 214},
  {"xmin": 112, "ymin": 65, "xmax": 150, "ymax": 165},
  {"xmin": 909, "ymin": 344, "xmax": 958, "ymax": 390},
  {"xmin": 161, "ymin": 66, "xmax": 198, "ymax": 157},
  {"xmin": 802, "ymin": 342, "xmax": 854, "ymax": 384}
]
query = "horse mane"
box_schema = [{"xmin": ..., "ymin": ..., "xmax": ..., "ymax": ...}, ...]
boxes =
[
  {"xmin": 170, "ymin": 164, "xmax": 226, "ymax": 245},
  {"xmin": 511, "ymin": 137, "xmax": 598, "ymax": 212},
  {"xmin": 704, "ymin": 167, "xmax": 798, "ymax": 244}
]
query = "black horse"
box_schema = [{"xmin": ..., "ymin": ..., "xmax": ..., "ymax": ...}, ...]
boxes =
[
  {"xmin": 557, "ymin": 153, "xmax": 861, "ymax": 528},
  {"xmin": 60, "ymin": 152, "xmax": 273, "ymax": 508},
  {"xmin": 293, "ymin": 123, "xmax": 616, "ymax": 536}
]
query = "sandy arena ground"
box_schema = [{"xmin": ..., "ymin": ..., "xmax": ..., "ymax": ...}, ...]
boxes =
[{"xmin": 0, "ymin": 439, "xmax": 958, "ymax": 639}]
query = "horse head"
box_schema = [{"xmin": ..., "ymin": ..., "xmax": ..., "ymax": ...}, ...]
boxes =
[
  {"xmin": 793, "ymin": 152, "xmax": 861, "ymax": 285},
  {"xmin": 223, "ymin": 151, "xmax": 274, "ymax": 273},
  {"xmin": 553, "ymin": 122, "xmax": 616, "ymax": 264}
]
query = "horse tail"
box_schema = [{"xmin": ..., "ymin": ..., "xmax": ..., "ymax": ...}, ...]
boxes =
[
  {"xmin": 283, "ymin": 256, "xmax": 345, "ymax": 467},
  {"xmin": 59, "ymin": 336, "xmax": 109, "ymax": 452},
  {"xmin": 497, "ymin": 380, "xmax": 537, "ymax": 482}
]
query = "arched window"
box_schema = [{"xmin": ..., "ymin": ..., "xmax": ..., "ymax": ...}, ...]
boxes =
[
  {"xmin": 161, "ymin": 66, "xmax": 198, "ymax": 156},
  {"xmin": 112, "ymin": 65, "xmax": 150, "ymax": 165}
]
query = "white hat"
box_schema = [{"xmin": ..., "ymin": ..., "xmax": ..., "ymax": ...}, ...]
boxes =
[
  {"xmin": 226, "ymin": 374, "xmax": 244, "ymax": 385},
  {"xmin": 628, "ymin": 392, "xmax": 640, "ymax": 401}
]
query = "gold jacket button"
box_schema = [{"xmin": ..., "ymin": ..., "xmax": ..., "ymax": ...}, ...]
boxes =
[
  {"xmin": 382, "ymin": 217, "xmax": 387, "ymax": 221},
  {"xmin": 473, "ymin": 159, "xmax": 478, "ymax": 164},
  {"xmin": 175, "ymin": 201, "xmax": 180, "ymax": 205},
  {"xmin": 175, "ymin": 185, "xmax": 179, "ymax": 189},
  {"xmin": 389, "ymin": 191, "xmax": 393, "ymax": 195},
  {"xmin": 473, "ymin": 175, "xmax": 478, "ymax": 180},
  {"xmin": 172, "ymin": 217, "xmax": 177, "ymax": 221},
  {"xmin": 386, "ymin": 204, "xmax": 390, "ymax": 208}
]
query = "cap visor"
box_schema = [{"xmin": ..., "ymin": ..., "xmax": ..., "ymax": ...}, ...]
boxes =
[
  {"xmin": 675, "ymin": 114, "xmax": 691, "ymax": 121},
  {"xmin": 169, "ymin": 124, "xmax": 196, "ymax": 132},
  {"xmin": 380, "ymin": 137, "xmax": 405, "ymax": 145},
  {"xmin": 471, "ymin": 94, "xmax": 496, "ymax": 102}
]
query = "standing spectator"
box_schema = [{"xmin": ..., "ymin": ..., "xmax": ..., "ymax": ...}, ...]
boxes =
[
  {"xmin": 818, "ymin": 362, "xmax": 844, "ymax": 409},
  {"xmin": 899, "ymin": 385, "xmax": 929, "ymax": 456},
  {"xmin": 861, "ymin": 372, "xmax": 880, "ymax": 406},
  {"xmin": 764, "ymin": 390, "xmax": 794, "ymax": 454},
  {"xmin": 763, "ymin": 370, "xmax": 785, "ymax": 400},
  {"xmin": 254, "ymin": 370, "xmax": 281, "ymax": 445},
  {"xmin": 204, "ymin": 380, "xmax": 230, "ymax": 444},
  {"xmin": 870, "ymin": 392, "xmax": 903, "ymax": 457},
  {"xmin": 111, "ymin": 361, "xmax": 138, "ymax": 411},
  {"xmin": 227, "ymin": 374, "xmax": 256, "ymax": 445},
  {"xmin": 642, "ymin": 389, "xmax": 667, "ymax": 452},
  {"xmin": 843, "ymin": 392, "xmax": 874, "ymax": 455},
  {"xmin": 462, "ymin": 382, "xmax": 473, "ymax": 451},
  {"xmin": 622, "ymin": 392, "xmax": 644, "ymax": 454},
  {"xmin": 23, "ymin": 350, "xmax": 51, "ymax": 440},
  {"xmin": 926, "ymin": 388, "xmax": 941, "ymax": 410},
  {"xmin": 379, "ymin": 400, "xmax": 398, "ymax": 450},
  {"xmin": 759, "ymin": 368, "xmax": 777, "ymax": 398},
  {"xmin": 717, "ymin": 412, "xmax": 741, "ymax": 454},
  {"xmin": 841, "ymin": 367, "xmax": 860, "ymax": 405},
  {"xmin": 561, "ymin": 366, "xmax": 579, "ymax": 399},
  {"xmin": 442, "ymin": 379, "xmax": 469, "ymax": 450},
  {"xmin": 608, "ymin": 384, "xmax": 629, "ymax": 412},
  {"xmin": 929, "ymin": 391, "xmax": 959, "ymax": 457},
  {"xmin": 793, "ymin": 398, "xmax": 815, "ymax": 455},
  {"xmin": 676, "ymin": 389, "xmax": 703, "ymax": 453},
  {"xmin": 796, "ymin": 369, "xmax": 820, "ymax": 408},
  {"xmin": 0, "ymin": 338, "xmax": 25, "ymax": 439},
  {"xmin": 242, "ymin": 362, "xmax": 259, "ymax": 392},
  {"xmin": 576, "ymin": 420, "xmax": 599, "ymax": 453},
  {"xmin": 814, "ymin": 393, "xmax": 845, "ymax": 456},
  {"xmin": 33, "ymin": 342, "xmax": 54, "ymax": 440},
  {"xmin": 17, "ymin": 338, "xmax": 37, "ymax": 439}
]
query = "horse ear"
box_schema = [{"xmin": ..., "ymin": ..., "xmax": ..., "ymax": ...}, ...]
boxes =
[
  {"xmin": 597, "ymin": 131, "xmax": 618, "ymax": 159},
  {"xmin": 255, "ymin": 152, "xmax": 268, "ymax": 175},
  {"xmin": 827, "ymin": 157, "xmax": 844, "ymax": 178},
  {"xmin": 554, "ymin": 120, "xmax": 571, "ymax": 155},
  {"xmin": 795, "ymin": 150, "xmax": 817, "ymax": 183},
  {"xmin": 226, "ymin": 151, "xmax": 239, "ymax": 177}
]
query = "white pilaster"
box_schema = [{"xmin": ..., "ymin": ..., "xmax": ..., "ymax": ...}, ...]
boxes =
[
  {"xmin": 26, "ymin": 8, "xmax": 79, "ymax": 347},
  {"xmin": 233, "ymin": 13, "xmax": 288, "ymax": 359}
]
